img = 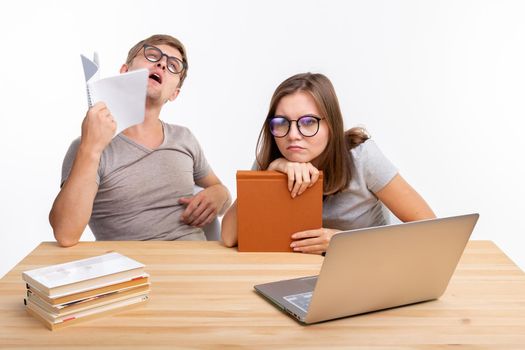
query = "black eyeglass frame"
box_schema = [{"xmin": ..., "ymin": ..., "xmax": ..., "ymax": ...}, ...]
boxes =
[
  {"xmin": 142, "ymin": 44, "xmax": 187, "ymax": 74},
  {"xmin": 268, "ymin": 115, "xmax": 325, "ymax": 138}
]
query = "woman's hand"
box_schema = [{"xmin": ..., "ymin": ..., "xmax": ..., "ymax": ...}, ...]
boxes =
[
  {"xmin": 268, "ymin": 158, "xmax": 321, "ymax": 198},
  {"xmin": 290, "ymin": 228, "xmax": 340, "ymax": 255}
]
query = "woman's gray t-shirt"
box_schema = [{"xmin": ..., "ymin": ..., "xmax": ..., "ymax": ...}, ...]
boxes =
[{"xmin": 322, "ymin": 139, "xmax": 398, "ymax": 230}]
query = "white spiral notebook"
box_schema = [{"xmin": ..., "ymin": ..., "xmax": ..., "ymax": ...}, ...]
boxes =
[{"xmin": 81, "ymin": 52, "xmax": 148, "ymax": 134}]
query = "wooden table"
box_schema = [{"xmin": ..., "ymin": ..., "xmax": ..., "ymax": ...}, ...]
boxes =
[{"xmin": 1, "ymin": 241, "xmax": 524, "ymax": 349}]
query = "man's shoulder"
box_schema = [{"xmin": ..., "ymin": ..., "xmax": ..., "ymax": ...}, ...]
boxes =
[
  {"xmin": 162, "ymin": 121, "xmax": 194, "ymax": 136},
  {"xmin": 65, "ymin": 136, "xmax": 82, "ymax": 155},
  {"xmin": 162, "ymin": 122, "xmax": 202, "ymax": 146}
]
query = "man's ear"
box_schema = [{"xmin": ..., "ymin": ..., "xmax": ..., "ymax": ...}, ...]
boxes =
[
  {"xmin": 120, "ymin": 64, "xmax": 129, "ymax": 74},
  {"xmin": 167, "ymin": 88, "xmax": 180, "ymax": 102}
]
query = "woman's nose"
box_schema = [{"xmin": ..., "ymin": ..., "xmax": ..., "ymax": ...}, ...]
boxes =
[{"xmin": 287, "ymin": 121, "xmax": 302, "ymax": 139}]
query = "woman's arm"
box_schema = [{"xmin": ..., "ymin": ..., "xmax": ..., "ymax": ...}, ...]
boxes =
[
  {"xmin": 221, "ymin": 200, "xmax": 238, "ymax": 247},
  {"xmin": 221, "ymin": 157, "xmax": 320, "ymax": 248},
  {"xmin": 375, "ymin": 174, "xmax": 436, "ymax": 222},
  {"xmin": 290, "ymin": 174, "xmax": 435, "ymax": 255}
]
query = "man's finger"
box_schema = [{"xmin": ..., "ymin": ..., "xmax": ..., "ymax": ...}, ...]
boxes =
[
  {"xmin": 181, "ymin": 196, "xmax": 202, "ymax": 221},
  {"xmin": 194, "ymin": 209, "xmax": 215, "ymax": 227},
  {"xmin": 190, "ymin": 206, "xmax": 214, "ymax": 227},
  {"xmin": 179, "ymin": 197, "xmax": 192, "ymax": 205}
]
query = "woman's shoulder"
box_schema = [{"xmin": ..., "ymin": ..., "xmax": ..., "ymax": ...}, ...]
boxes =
[
  {"xmin": 350, "ymin": 137, "xmax": 398, "ymax": 187},
  {"xmin": 350, "ymin": 138, "xmax": 380, "ymax": 160}
]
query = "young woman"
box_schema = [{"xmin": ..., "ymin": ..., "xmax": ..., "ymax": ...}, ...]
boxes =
[{"xmin": 221, "ymin": 73, "xmax": 435, "ymax": 254}]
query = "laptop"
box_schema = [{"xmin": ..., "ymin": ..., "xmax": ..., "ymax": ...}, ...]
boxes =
[{"xmin": 254, "ymin": 213, "xmax": 479, "ymax": 324}]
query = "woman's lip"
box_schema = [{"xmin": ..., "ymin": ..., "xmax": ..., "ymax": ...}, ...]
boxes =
[{"xmin": 287, "ymin": 146, "xmax": 305, "ymax": 150}]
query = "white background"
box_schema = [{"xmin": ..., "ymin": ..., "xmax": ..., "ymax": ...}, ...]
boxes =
[{"xmin": 1, "ymin": 0, "xmax": 524, "ymax": 277}]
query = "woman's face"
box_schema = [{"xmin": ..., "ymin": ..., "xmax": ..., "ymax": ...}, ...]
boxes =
[{"xmin": 272, "ymin": 91, "xmax": 329, "ymax": 165}]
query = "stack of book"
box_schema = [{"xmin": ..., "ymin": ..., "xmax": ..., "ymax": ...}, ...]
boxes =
[{"xmin": 22, "ymin": 252, "xmax": 150, "ymax": 330}]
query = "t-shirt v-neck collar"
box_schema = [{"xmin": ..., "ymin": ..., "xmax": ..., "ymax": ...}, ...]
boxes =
[{"xmin": 117, "ymin": 120, "xmax": 167, "ymax": 153}]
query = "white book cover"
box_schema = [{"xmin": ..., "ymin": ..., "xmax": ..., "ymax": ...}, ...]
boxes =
[
  {"xmin": 81, "ymin": 52, "xmax": 148, "ymax": 134},
  {"xmin": 22, "ymin": 253, "xmax": 145, "ymax": 294}
]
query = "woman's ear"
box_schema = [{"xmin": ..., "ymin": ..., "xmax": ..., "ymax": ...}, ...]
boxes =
[{"xmin": 120, "ymin": 64, "xmax": 129, "ymax": 74}]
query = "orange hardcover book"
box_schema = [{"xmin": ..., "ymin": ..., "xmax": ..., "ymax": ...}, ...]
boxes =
[{"xmin": 236, "ymin": 170, "xmax": 323, "ymax": 252}]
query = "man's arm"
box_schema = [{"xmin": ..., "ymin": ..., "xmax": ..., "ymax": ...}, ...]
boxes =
[
  {"xmin": 49, "ymin": 103, "xmax": 116, "ymax": 247},
  {"xmin": 179, "ymin": 171, "xmax": 231, "ymax": 228}
]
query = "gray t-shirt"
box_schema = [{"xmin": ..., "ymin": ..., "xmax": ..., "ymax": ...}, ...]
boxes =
[
  {"xmin": 61, "ymin": 122, "xmax": 210, "ymax": 241},
  {"xmin": 322, "ymin": 139, "xmax": 398, "ymax": 230},
  {"xmin": 253, "ymin": 139, "xmax": 398, "ymax": 230}
]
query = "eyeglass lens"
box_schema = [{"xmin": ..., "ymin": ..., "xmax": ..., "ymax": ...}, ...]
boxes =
[
  {"xmin": 269, "ymin": 116, "xmax": 321, "ymax": 137},
  {"xmin": 143, "ymin": 46, "xmax": 184, "ymax": 74}
]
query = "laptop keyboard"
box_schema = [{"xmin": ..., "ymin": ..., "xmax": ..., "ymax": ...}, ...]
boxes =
[{"xmin": 284, "ymin": 292, "xmax": 313, "ymax": 313}]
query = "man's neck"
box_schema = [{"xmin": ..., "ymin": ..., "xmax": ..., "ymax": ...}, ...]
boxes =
[
  {"xmin": 122, "ymin": 102, "xmax": 165, "ymax": 149},
  {"xmin": 144, "ymin": 98, "xmax": 163, "ymax": 122}
]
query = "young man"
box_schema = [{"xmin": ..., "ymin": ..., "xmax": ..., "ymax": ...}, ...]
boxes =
[{"xmin": 50, "ymin": 34, "xmax": 231, "ymax": 247}]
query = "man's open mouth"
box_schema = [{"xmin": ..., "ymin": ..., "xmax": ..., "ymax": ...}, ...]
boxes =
[{"xmin": 149, "ymin": 73, "xmax": 162, "ymax": 84}]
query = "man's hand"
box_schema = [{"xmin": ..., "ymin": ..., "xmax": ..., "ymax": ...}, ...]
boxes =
[
  {"xmin": 268, "ymin": 158, "xmax": 320, "ymax": 198},
  {"xmin": 179, "ymin": 185, "xmax": 228, "ymax": 227},
  {"xmin": 290, "ymin": 228, "xmax": 341, "ymax": 255},
  {"xmin": 49, "ymin": 103, "xmax": 115, "ymax": 247},
  {"xmin": 80, "ymin": 102, "xmax": 116, "ymax": 155}
]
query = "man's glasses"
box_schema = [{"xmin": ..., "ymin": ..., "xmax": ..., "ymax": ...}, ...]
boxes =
[
  {"xmin": 143, "ymin": 45, "xmax": 187, "ymax": 74},
  {"xmin": 268, "ymin": 115, "xmax": 324, "ymax": 138}
]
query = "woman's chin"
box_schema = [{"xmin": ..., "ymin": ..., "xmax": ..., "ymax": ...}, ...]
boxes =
[{"xmin": 284, "ymin": 154, "xmax": 313, "ymax": 164}]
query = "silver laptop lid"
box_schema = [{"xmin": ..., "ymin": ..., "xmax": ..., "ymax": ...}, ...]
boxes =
[{"xmin": 305, "ymin": 213, "xmax": 479, "ymax": 323}]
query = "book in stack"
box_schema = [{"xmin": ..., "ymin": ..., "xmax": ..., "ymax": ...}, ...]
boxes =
[{"xmin": 22, "ymin": 252, "xmax": 150, "ymax": 330}]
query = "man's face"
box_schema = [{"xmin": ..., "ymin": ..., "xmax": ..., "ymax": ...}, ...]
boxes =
[{"xmin": 121, "ymin": 44, "xmax": 184, "ymax": 104}]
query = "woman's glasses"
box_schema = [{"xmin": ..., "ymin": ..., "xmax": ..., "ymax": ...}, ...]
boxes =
[
  {"xmin": 268, "ymin": 115, "xmax": 324, "ymax": 138},
  {"xmin": 143, "ymin": 45, "xmax": 187, "ymax": 74}
]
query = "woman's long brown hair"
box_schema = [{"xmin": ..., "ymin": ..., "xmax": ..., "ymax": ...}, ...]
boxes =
[{"xmin": 256, "ymin": 73, "xmax": 369, "ymax": 195}]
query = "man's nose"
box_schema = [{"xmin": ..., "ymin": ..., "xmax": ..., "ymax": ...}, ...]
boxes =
[{"xmin": 156, "ymin": 56, "xmax": 168, "ymax": 70}]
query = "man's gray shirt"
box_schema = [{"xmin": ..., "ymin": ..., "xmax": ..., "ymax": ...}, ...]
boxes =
[{"xmin": 61, "ymin": 122, "xmax": 210, "ymax": 241}]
